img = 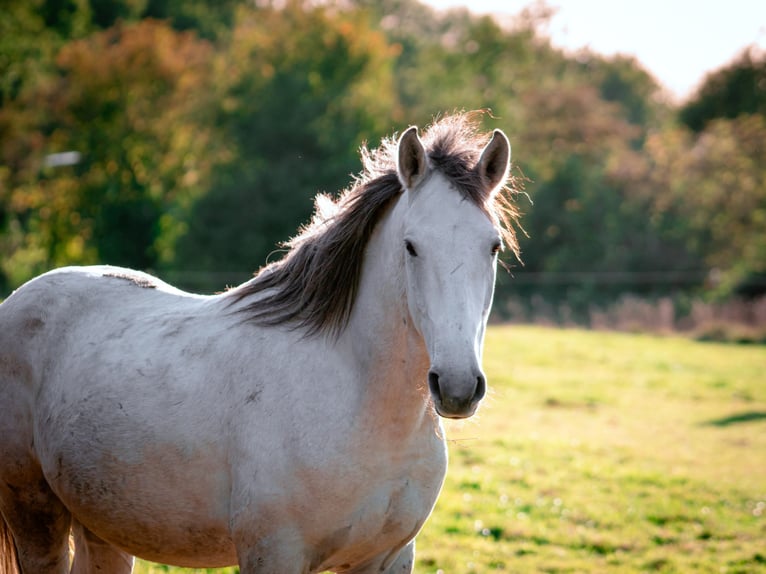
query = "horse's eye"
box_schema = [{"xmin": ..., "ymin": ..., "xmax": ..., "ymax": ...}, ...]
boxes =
[
  {"xmin": 405, "ymin": 240, "xmax": 418, "ymax": 257},
  {"xmin": 491, "ymin": 241, "xmax": 502, "ymax": 255}
]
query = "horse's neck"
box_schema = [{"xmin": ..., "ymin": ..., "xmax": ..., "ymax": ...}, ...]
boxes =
[{"xmin": 340, "ymin": 199, "xmax": 433, "ymax": 435}]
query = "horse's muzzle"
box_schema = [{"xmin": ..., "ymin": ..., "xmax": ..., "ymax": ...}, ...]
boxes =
[{"xmin": 428, "ymin": 369, "xmax": 486, "ymax": 419}]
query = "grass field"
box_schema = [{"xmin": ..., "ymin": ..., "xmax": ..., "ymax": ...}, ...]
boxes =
[{"xmin": 135, "ymin": 326, "xmax": 766, "ymax": 573}]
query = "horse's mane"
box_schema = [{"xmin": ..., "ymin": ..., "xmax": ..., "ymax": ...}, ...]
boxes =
[{"xmin": 226, "ymin": 112, "xmax": 521, "ymax": 336}]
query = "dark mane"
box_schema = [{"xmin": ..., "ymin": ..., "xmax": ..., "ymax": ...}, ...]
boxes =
[{"xmin": 226, "ymin": 112, "xmax": 521, "ymax": 336}]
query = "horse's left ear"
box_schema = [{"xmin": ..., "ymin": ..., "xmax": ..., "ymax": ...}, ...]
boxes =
[
  {"xmin": 476, "ymin": 129, "xmax": 511, "ymax": 194},
  {"xmin": 397, "ymin": 126, "xmax": 428, "ymax": 190}
]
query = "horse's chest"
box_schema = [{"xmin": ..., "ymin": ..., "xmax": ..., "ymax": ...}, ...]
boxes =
[
  {"xmin": 301, "ymin": 478, "xmax": 427, "ymax": 571},
  {"xmin": 303, "ymin": 439, "xmax": 447, "ymax": 570}
]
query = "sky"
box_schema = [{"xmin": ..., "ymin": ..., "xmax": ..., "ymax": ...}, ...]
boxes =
[{"xmin": 425, "ymin": 0, "xmax": 766, "ymax": 101}]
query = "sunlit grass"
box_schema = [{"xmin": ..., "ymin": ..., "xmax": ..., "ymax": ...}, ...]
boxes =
[{"xmin": 136, "ymin": 326, "xmax": 766, "ymax": 573}]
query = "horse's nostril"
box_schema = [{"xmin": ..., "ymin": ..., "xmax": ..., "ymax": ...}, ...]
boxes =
[
  {"xmin": 428, "ymin": 370, "xmax": 441, "ymax": 399},
  {"xmin": 475, "ymin": 374, "xmax": 486, "ymax": 401}
]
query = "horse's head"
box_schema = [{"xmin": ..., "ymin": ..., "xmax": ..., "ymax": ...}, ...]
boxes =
[{"xmin": 396, "ymin": 126, "xmax": 511, "ymax": 419}]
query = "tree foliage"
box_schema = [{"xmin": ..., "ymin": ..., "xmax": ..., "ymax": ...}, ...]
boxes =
[
  {"xmin": 680, "ymin": 47, "xmax": 766, "ymax": 132},
  {"xmin": 171, "ymin": 3, "xmax": 398, "ymax": 289},
  {"xmin": 0, "ymin": 0, "xmax": 763, "ymax": 310},
  {"xmin": 642, "ymin": 116, "xmax": 766, "ymax": 296},
  {"xmin": 0, "ymin": 19, "xmax": 214, "ymax": 287}
]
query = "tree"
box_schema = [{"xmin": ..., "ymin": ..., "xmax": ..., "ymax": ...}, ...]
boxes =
[
  {"xmin": 580, "ymin": 53, "xmax": 670, "ymax": 139},
  {"xmin": 141, "ymin": 0, "xmax": 243, "ymax": 40},
  {"xmin": 170, "ymin": 2, "xmax": 399, "ymax": 291},
  {"xmin": 0, "ymin": 2, "xmax": 74, "ymax": 290},
  {"xmin": 0, "ymin": 20, "xmax": 214, "ymax": 288},
  {"xmin": 680, "ymin": 46, "xmax": 766, "ymax": 132},
  {"xmin": 644, "ymin": 116, "xmax": 766, "ymax": 297}
]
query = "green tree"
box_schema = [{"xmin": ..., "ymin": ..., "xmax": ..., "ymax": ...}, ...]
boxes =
[
  {"xmin": 0, "ymin": 2, "xmax": 70, "ymax": 290},
  {"xmin": 170, "ymin": 3, "xmax": 399, "ymax": 291},
  {"xmin": 680, "ymin": 46, "xmax": 766, "ymax": 132},
  {"xmin": 643, "ymin": 116, "xmax": 766, "ymax": 297},
  {"xmin": 582, "ymin": 53, "xmax": 670, "ymax": 140},
  {"xmin": 0, "ymin": 20, "xmax": 214, "ymax": 288},
  {"xmin": 141, "ymin": 0, "xmax": 243, "ymax": 40}
]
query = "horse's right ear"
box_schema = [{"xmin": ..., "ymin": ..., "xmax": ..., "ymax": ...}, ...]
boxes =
[
  {"xmin": 397, "ymin": 126, "xmax": 428, "ymax": 190},
  {"xmin": 476, "ymin": 129, "xmax": 511, "ymax": 195}
]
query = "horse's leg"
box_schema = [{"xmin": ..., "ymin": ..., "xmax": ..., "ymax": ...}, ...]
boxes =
[
  {"xmin": 380, "ymin": 541, "xmax": 414, "ymax": 574},
  {"xmin": 346, "ymin": 540, "xmax": 415, "ymax": 574},
  {"xmin": 0, "ymin": 472, "xmax": 72, "ymax": 573},
  {"xmin": 70, "ymin": 522, "xmax": 133, "ymax": 574},
  {"xmin": 235, "ymin": 538, "xmax": 312, "ymax": 574},
  {"xmin": 233, "ymin": 521, "xmax": 311, "ymax": 574}
]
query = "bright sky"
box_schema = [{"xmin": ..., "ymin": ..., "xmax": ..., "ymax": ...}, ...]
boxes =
[{"xmin": 425, "ymin": 0, "xmax": 766, "ymax": 101}]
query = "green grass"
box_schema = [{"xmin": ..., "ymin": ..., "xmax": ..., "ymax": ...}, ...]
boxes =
[{"xmin": 135, "ymin": 326, "xmax": 766, "ymax": 573}]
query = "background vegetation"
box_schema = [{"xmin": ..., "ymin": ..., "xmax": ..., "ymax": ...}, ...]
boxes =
[
  {"xmin": 2, "ymin": 2, "xmax": 764, "ymax": 571},
  {"xmin": 132, "ymin": 325, "xmax": 766, "ymax": 573},
  {"xmin": 2, "ymin": 0, "xmax": 765, "ymax": 328}
]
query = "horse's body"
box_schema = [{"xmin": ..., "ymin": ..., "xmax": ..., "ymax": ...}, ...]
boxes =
[{"xmin": 0, "ymin": 115, "xmax": 518, "ymax": 573}]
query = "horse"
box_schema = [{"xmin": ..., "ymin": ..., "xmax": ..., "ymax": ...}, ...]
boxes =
[{"xmin": 0, "ymin": 113, "xmax": 520, "ymax": 574}]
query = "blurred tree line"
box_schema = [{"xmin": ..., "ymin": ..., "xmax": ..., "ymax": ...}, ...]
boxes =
[{"xmin": 1, "ymin": 0, "xmax": 764, "ymax": 319}]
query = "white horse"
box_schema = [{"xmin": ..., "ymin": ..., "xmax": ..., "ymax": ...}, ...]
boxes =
[{"xmin": 0, "ymin": 113, "xmax": 519, "ymax": 574}]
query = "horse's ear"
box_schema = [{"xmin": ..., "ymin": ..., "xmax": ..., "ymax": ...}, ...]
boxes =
[
  {"xmin": 397, "ymin": 126, "xmax": 428, "ymax": 190},
  {"xmin": 476, "ymin": 129, "xmax": 511, "ymax": 194}
]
